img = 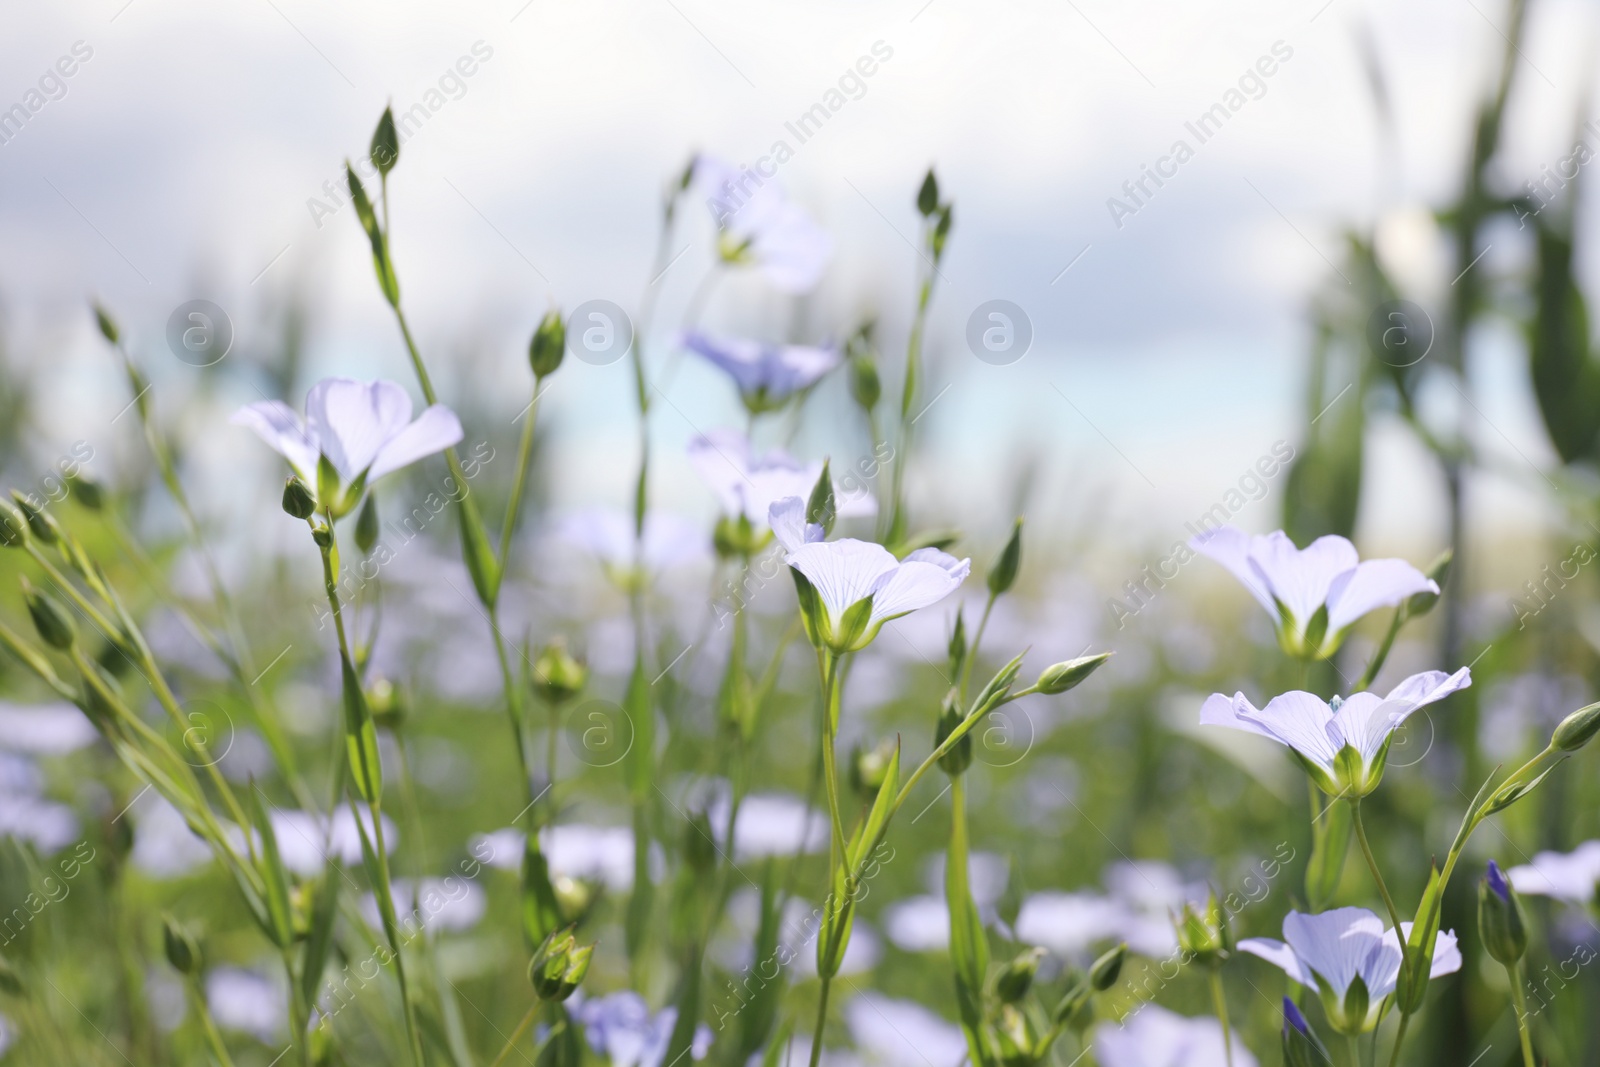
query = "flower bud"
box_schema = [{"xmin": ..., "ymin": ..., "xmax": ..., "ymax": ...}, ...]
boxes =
[
  {"xmin": 685, "ymin": 811, "xmax": 718, "ymax": 876},
  {"xmin": 10, "ymin": 492, "xmax": 54, "ymax": 544},
  {"xmin": 935, "ymin": 690, "xmax": 972, "ymax": 776},
  {"xmin": 850, "ymin": 354, "xmax": 881, "ymax": 412},
  {"xmin": 993, "ymin": 1003, "xmax": 1036, "ymax": 1067},
  {"xmin": 1478, "ymin": 860, "xmax": 1528, "ymax": 965},
  {"xmin": 1553, "ymin": 700, "xmax": 1600, "ymax": 752},
  {"xmin": 987, "ymin": 518, "xmax": 1023, "ymax": 598},
  {"xmin": 1034, "ymin": 652, "xmax": 1111, "ymax": 695},
  {"xmin": 162, "ymin": 913, "xmax": 202, "ymax": 976},
  {"xmin": 851, "ymin": 738, "xmax": 896, "ymax": 803},
  {"xmin": 66, "ymin": 473, "xmax": 105, "ymax": 512},
  {"xmin": 370, "ymin": 106, "xmax": 399, "ymax": 176},
  {"xmin": 528, "ymin": 931, "xmax": 578, "ymax": 1000},
  {"xmin": 946, "ymin": 609, "xmax": 967, "ymax": 684},
  {"xmin": 561, "ymin": 941, "xmax": 594, "ymax": 994},
  {"xmin": 22, "ymin": 579, "xmax": 76, "ymax": 650},
  {"xmin": 93, "ymin": 304, "xmax": 120, "ymax": 345},
  {"xmin": 0, "ymin": 502, "xmax": 27, "ymax": 548},
  {"xmin": 916, "ymin": 169, "xmax": 940, "ymax": 217},
  {"xmin": 366, "ymin": 677, "xmax": 404, "ymax": 729},
  {"xmin": 1176, "ymin": 893, "xmax": 1230, "ymax": 966},
  {"xmin": 1281, "ymin": 996, "xmax": 1329, "ymax": 1067},
  {"xmin": 806, "ymin": 461, "xmax": 836, "ymax": 536},
  {"xmin": 995, "ymin": 946, "xmax": 1044, "ymax": 1003},
  {"xmin": 354, "ymin": 493, "xmax": 379, "ymax": 555},
  {"xmin": 1089, "ymin": 941, "xmax": 1127, "ymax": 992},
  {"xmin": 529, "ymin": 310, "xmax": 566, "ymax": 379},
  {"xmin": 713, "ymin": 514, "xmax": 770, "ymax": 559},
  {"xmin": 282, "ymin": 476, "xmax": 316, "ymax": 520},
  {"xmin": 532, "ymin": 640, "xmax": 587, "ymax": 706},
  {"xmin": 932, "ymin": 205, "xmax": 953, "ymax": 260}
]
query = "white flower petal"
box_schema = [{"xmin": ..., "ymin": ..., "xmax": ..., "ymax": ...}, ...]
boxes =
[
  {"xmin": 868, "ymin": 552, "xmax": 970, "ymax": 627},
  {"xmin": 751, "ymin": 202, "xmax": 833, "ymax": 293},
  {"xmin": 1247, "ymin": 532, "xmax": 1359, "ymax": 626},
  {"xmin": 231, "ymin": 400, "xmax": 318, "ymax": 481},
  {"xmin": 1507, "ymin": 842, "xmax": 1600, "ymax": 903},
  {"xmin": 1281, "ymin": 907, "xmax": 1388, "ymax": 998},
  {"xmin": 1382, "ymin": 668, "xmax": 1471, "ymax": 711},
  {"xmin": 1189, "ymin": 525, "xmax": 1275, "ymax": 612},
  {"xmin": 1325, "ymin": 559, "xmax": 1438, "ymax": 634},
  {"xmin": 367, "ymin": 404, "xmax": 463, "ymax": 481},
  {"xmin": 1238, "ymin": 937, "xmax": 1316, "ymax": 987},
  {"xmin": 306, "ymin": 378, "xmax": 414, "ymax": 481},
  {"xmin": 1199, "ymin": 692, "xmax": 1282, "ymax": 745},
  {"xmin": 786, "ymin": 539, "xmax": 901, "ymax": 620},
  {"xmin": 1236, "ymin": 691, "xmax": 1340, "ymax": 773}
]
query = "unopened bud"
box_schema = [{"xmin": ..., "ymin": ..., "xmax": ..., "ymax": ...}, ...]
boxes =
[
  {"xmin": 529, "ymin": 931, "xmax": 577, "ymax": 1000},
  {"xmin": 1035, "ymin": 652, "xmax": 1111, "ymax": 695},
  {"xmin": 850, "ymin": 354, "xmax": 881, "ymax": 412},
  {"xmin": 10, "ymin": 492, "xmax": 54, "ymax": 544},
  {"xmin": 935, "ymin": 690, "xmax": 972, "ymax": 776},
  {"xmin": 850, "ymin": 738, "xmax": 896, "ymax": 802},
  {"xmin": 22, "ymin": 579, "xmax": 75, "ymax": 650},
  {"xmin": 916, "ymin": 169, "xmax": 940, "ymax": 217},
  {"xmin": 162, "ymin": 914, "xmax": 202, "ymax": 976},
  {"xmin": 0, "ymin": 502, "xmax": 27, "ymax": 548},
  {"xmin": 1089, "ymin": 942, "xmax": 1126, "ymax": 991},
  {"xmin": 1281, "ymin": 996, "xmax": 1329, "ymax": 1067},
  {"xmin": 282, "ymin": 477, "xmax": 316, "ymax": 520},
  {"xmin": 1478, "ymin": 860, "xmax": 1528, "ymax": 965},
  {"xmin": 93, "ymin": 304, "xmax": 120, "ymax": 345},
  {"xmin": 1553, "ymin": 700, "xmax": 1600, "ymax": 752},
  {"xmin": 366, "ymin": 677, "xmax": 404, "ymax": 728},
  {"xmin": 987, "ymin": 518, "xmax": 1023, "ymax": 598},
  {"xmin": 995, "ymin": 946, "xmax": 1044, "ymax": 1003},
  {"xmin": 532, "ymin": 640, "xmax": 587, "ymax": 706},
  {"xmin": 354, "ymin": 493, "xmax": 379, "ymax": 555},
  {"xmin": 529, "ymin": 309, "xmax": 566, "ymax": 379},
  {"xmin": 1405, "ymin": 550, "xmax": 1451, "ymax": 617},
  {"xmin": 67, "ymin": 474, "xmax": 105, "ymax": 512}
]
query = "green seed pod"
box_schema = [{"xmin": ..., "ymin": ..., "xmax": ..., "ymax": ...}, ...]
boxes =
[
  {"xmin": 370, "ymin": 106, "xmax": 399, "ymax": 176},
  {"xmin": 529, "ymin": 309, "xmax": 566, "ymax": 379},
  {"xmin": 987, "ymin": 518, "xmax": 1023, "ymax": 598},
  {"xmin": 282, "ymin": 476, "xmax": 316, "ymax": 521},
  {"xmin": 22, "ymin": 579, "xmax": 76, "ymax": 650},
  {"xmin": 916, "ymin": 169, "xmax": 940, "ymax": 217},
  {"xmin": 850, "ymin": 353, "xmax": 881, "ymax": 412},
  {"xmin": 529, "ymin": 931, "xmax": 576, "ymax": 1000},
  {"xmin": 162, "ymin": 913, "xmax": 202, "ymax": 976},
  {"xmin": 10, "ymin": 492, "xmax": 54, "ymax": 544}
]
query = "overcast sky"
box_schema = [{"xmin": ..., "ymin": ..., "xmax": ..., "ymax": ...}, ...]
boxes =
[{"xmin": 1, "ymin": 0, "xmax": 1594, "ymax": 556}]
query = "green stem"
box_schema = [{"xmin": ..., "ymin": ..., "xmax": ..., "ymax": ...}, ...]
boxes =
[
  {"xmin": 1355, "ymin": 607, "xmax": 1405, "ymax": 692},
  {"xmin": 496, "ymin": 379, "xmax": 544, "ymax": 585},
  {"xmin": 188, "ymin": 977, "xmax": 241, "ymax": 1067},
  {"xmin": 807, "ymin": 973, "xmax": 833, "ymax": 1067},
  {"xmin": 957, "ymin": 594, "xmax": 995, "ymax": 701},
  {"xmin": 281, "ymin": 948, "xmax": 311, "ymax": 1067},
  {"xmin": 818, "ymin": 653, "xmax": 848, "ymax": 869},
  {"xmin": 1209, "ymin": 966, "xmax": 1234, "ymax": 1067},
  {"xmin": 1347, "ymin": 1033, "xmax": 1362, "ymax": 1067},
  {"xmin": 1385, "ymin": 1014, "xmax": 1409, "ymax": 1067},
  {"xmin": 1350, "ymin": 800, "xmax": 1404, "ymax": 933},
  {"xmin": 1507, "ymin": 960, "xmax": 1536, "ymax": 1067},
  {"xmin": 488, "ymin": 1003, "xmax": 542, "ymax": 1067}
]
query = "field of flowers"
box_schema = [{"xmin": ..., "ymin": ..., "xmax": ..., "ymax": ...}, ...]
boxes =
[{"xmin": 5, "ymin": 3, "xmax": 1600, "ymax": 1063}]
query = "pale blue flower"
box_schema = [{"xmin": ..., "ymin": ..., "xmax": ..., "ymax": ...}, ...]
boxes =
[
  {"xmin": 1201, "ymin": 668, "xmax": 1469, "ymax": 796},
  {"xmin": 769, "ymin": 497, "xmax": 968, "ymax": 653},
  {"xmin": 682, "ymin": 332, "xmax": 841, "ymax": 412},
  {"xmin": 233, "ymin": 377, "xmax": 462, "ymax": 495},
  {"xmin": 1508, "ymin": 841, "xmax": 1600, "ymax": 904},
  {"xmin": 1239, "ymin": 907, "xmax": 1460, "ymax": 1034},
  {"xmin": 573, "ymin": 991, "xmax": 712, "ymax": 1067},
  {"xmin": 692, "ymin": 155, "xmax": 832, "ymax": 292},
  {"xmin": 1192, "ymin": 526, "xmax": 1437, "ymax": 659}
]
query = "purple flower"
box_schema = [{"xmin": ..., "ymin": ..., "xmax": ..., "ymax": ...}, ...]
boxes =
[
  {"xmin": 1191, "ymin": 526, "xmax": 1437, "ymax": 659},
  {"xmin": 681, "ymin": 331, "xmax": 840, "ymax": 412},
  {"xmin": 1486, "ymin": 859, "xmax": 1512, "ymax": 903},
  {"xmin": 1281, "ymin": 996, "xmax": 1312, "ymax": 1037},
  {"xmin": 689, "ymin": 428, "xmax": 873, "ymax": 526}
]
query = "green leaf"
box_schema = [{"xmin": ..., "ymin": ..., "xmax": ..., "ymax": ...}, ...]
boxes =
[
  {"xmin": 246, "ymin": 785, "xmax": 295, "ymax": 949},
  {"xmin": 848, "ymin": 739, "xmax": 900, "ymax": 871},
  {"xmin": 300, "ymin": 866, "xmax": 341, "ymax": 1012},
  {"xmin": 342, "ymin": 657, "xmax": 383, "ymax": 803},
  {"xmin": 521, "ymin": 833, "xmax": 562, "ymax": 949},
  {"xmin": 370, "ymin": 106, "xmax": 399, "ymax": 176},
  {"xmin": 457, "ymin": 496, "xmax": 501, "ymax": 607},
  {"xmin": 945, "ymin": 782, "xmax": 988, "ymax": 1060},
  {"xmin": 1397, "ymin": 862, "xmax": 1443, "ymax": 1015},
  {"xmin": 352, "ymin": 801, "xmax": 401, "ymax": 953},
  {"xmin": 737, "ymin": 863, "xmax": 786, "ymax": 1061}
]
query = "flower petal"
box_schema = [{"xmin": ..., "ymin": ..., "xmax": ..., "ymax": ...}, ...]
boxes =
[
  {"xmin": 368, "ymin": 404, "xmax": 463, "ymax": 481},
  {"xmin": 1199, "ymin": 692, "xmax": 1283, "ymax": 745},
  {"xmin": 867, "ymin": 552, "xmax": 970, "ymax": 627},
  {"xmin": 306, "ymin": 378, "xmax": 414, "ymax": 481},
  {"xmin": 785, "ymin": 539, "xmax": 900, "ymax": 620},
  {"xmin": 1281, "ymin": 907, "xmax": 1388, "ymax": 998},
  {"xmin": 1189, "ymin": 525, "xmax": 1275, "ymax": 612},
  {"xmin": 1381, "ymin": 667, "xmax": 1471, "ymax": 711},
  {"xmin": 1237, "ymin": 937, "xmax": 1315, "ymax": 987},
  {"xmin": 1507, "ymin": 841, "xmax": 1600, "ymax": 903},
  {"xmin": 1325, "ymin": 558, "xmax": 1438, "ymax": 634},
  {"xmin": 1247, "ymin": 532, "xmax": 1359, "ymax": 626},
  {"xmin": 231, "ymin": 401, "xmax": 318, "ymax": 481},
  {"xmin": 768, "ymin": 497, "xmax": 823, "ymax": 553},
  {"xmin": 1235, "ymin": 691, "xmax": 1340, "ymax": 774}
]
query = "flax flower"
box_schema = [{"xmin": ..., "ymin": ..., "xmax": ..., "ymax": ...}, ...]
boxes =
[
  {"xmin": 682, "ymin": 332, "xmax": 841, "ymax": 413},
  {"xmin": 1239, "ymin": 907, "xmax": 1461, "ymax": 1034},
  {"xmin": 1191, "ymin": 526, "xmax": 1437, "ymax": 659},
  {"xmin": 1201, "ymin": 668, "xmax": 1469, "ymax": 796}
]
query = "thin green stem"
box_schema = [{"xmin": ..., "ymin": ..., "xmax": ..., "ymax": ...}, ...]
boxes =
[
  {"xmin": 958, "ymin": 594, "xmax": 995, "ymax": 701},
  {"xmin": 280, "ymin": 948, "xmax": 311, "ymax": 1067},
  {"xmin": 807, "ymin": 972, "xmax": 833, "ymax": 1067},
  {"xmin": 187, "ymin": 977, "xmax": 241, "ymax": 1067},
  {"xmin": 1507, "ymin": 960, "xmax": 1536, "ymax": 1067},
  {"xmin": 818, "ymin": 654, "xmax": 848, "ymax": 870},
  {"xmin": 1350, "ymin": 800, "xmax": 1404, "ymax": 933},
  {"xmin": 1384, "ymin": 1014, "xmax": 1409, "ymax": 1067},
  {"xmin": 1355, "ymin": 608, "xmax": 1405, "ymax": 692},
  {"xmin": 1209, "ymin": 966, "xmax": 1234, "ymax": 1067},
  {"xmin": 488, "ymin": 1003, "xmax": 543, "ymax": 1067},
  {"xmin": 496, "ymin": 380, "xmax": 544, "ymax": 584},
  {"xmin": 1347, "ymin": 1033, "xmax": 1362, "ymax": 1067}
]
